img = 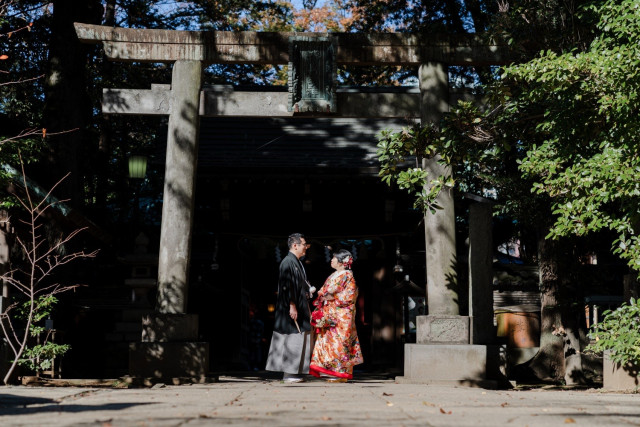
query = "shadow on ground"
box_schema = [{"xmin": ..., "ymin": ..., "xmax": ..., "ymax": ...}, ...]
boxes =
[
  {"xmin": 214, "ymin": 370, "xmax": 397, "ymax": 383},
  {"xmin": 0, "ymin": 392, "xmax": 152, "ymax": 416}
]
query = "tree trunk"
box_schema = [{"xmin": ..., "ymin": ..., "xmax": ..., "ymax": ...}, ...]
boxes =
[
  {"xmin": 522, "ymin": 230, "xmax": 564, "ymax": 382},
  {"xmin": 561, "ymin": 305, "xmax": 587, "ymax": 385},
  {"xmin": 465, "ymin": 0, "xmax": 490, "ymax": 32},
  {"xmin": 43, "ymin": 0, "xmax": 103, "ymax": 206},
  {"xmin": 512, "ymin": 227, "xmax": 586, "ymax": 384},
  {"xmin": 93, "ymin": 0, "xmax": 116, "ymax": 219},
  {"xmin": 441, "ymin": 0, "xmax": 466, "ymax": 33}
]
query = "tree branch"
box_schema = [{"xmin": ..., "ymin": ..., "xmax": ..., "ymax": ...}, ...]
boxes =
[
  {"xmin": 0, "ymin": 128, "xmax": 78, "ymax": 145},
  {"xmin": 0, "ymin": 74, "xmax": 44, "ymax": 87}
]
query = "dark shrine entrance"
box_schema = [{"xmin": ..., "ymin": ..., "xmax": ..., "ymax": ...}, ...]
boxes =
[{"xmin": 189, "ymin": 116, "xmax": 426, "ymax": 371}]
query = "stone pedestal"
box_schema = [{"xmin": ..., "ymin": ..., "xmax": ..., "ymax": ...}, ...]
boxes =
[
  {"xmin": 129, "ymin": 313, "xmax": 210, "ymax": 382},
  {"xmin": 399, "ymin": 344, "xmax": 490, "ymax": 386},
  {"xmin": 141, "ymin": 313, "xmax": 199, "ymax": 342},
  {"xmin": 398, "ymin": 343, "xmax": 507, "ymax": 388},
  {"xmin": 400, "ymin": 315, "xmax": 508, "ymax": 387},
  {"xmin": 416, "ymin": 315, "xmax": 470, "ymax": 344},
  {"xmin": 603, "ymin": 350, "xmax": 640, "ymax": 391},
  {"xmin": 129, "ymin": 342, "xmax": 209, "ymax": 381}
]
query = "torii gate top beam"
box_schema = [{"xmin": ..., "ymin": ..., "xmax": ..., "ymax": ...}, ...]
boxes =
[{"xmin": 74, "ymin": 23, "xmax": 512, "ymax": 66}]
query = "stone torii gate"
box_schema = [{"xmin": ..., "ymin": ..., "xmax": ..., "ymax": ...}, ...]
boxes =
[{"xmin": 75, "ymin": 23, "xmax": 510, "ymax": 382}]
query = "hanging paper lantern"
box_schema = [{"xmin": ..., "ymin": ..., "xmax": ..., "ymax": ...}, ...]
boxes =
[{"xmin": 128, "ymin": 155, "xmax": 147, "ymax": 179}]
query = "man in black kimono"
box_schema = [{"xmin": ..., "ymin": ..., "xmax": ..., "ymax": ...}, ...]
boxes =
[{"xmin": 266, "ymin": 233, "xmax": 314, "ymax": 382}]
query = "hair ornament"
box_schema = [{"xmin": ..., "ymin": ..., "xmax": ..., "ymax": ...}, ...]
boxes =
[{"xmin": 343, "ymin": 256, "xmax": 353, "ymax": 269}]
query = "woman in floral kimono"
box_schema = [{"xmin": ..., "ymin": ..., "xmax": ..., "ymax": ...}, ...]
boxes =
[{"xmin": 309, "ymin": 249, "xmax": 363, "ymax": 382}]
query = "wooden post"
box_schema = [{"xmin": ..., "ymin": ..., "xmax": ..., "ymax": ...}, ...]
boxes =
[{"xmin": 468, "ymin": 201, "xmax": 494, "ymax": 344}]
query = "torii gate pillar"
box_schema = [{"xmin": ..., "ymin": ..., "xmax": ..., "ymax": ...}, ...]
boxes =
[
  {"xmin": 157, "ymin": 60, "xmax": 202, "ymax": 314},
  {"xmin": 399, "ymin": 63, "xmax": 505, "ymax": 387},
  {"xmin": 419, "ymin": 62, "xmax": 459, "ymax": 316},
  {"xmin": 130, "ymin": 60, "xmax": 210, "ymax": 382}
]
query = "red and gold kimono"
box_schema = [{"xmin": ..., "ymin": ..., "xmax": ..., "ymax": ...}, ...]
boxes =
[{"xmin": 309, "ymin": 269, "xmax": 363, "ymax": 379}]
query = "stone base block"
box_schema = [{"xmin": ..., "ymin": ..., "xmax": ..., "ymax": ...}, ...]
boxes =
[
  {"xmin": 400, "ymin": 344, "xmax": 510, "ymax": 388},
  {"xmin": 141, "ymin": 313, "xmax": 199, "ymax": 342},
  {"xmin": 417, "ymin": 315, "xmax": 470, "ymax": 344},
  {"xmin": 603, "ymin": 351, "xmax": 640, "ymax": 391},
  {"xmin": 129, "ymin": 342, "xmax": 209, "ymax": 380}
]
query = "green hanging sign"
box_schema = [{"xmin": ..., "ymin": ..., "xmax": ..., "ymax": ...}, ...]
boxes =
[{"xmin": 288, "ymin": 36, "xmax": 337, "ymax": 113}]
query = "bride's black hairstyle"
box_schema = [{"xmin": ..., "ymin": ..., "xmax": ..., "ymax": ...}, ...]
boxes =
[{"xmin": 333, "ymin": 249, "xmax": 353, "ymax": 269}]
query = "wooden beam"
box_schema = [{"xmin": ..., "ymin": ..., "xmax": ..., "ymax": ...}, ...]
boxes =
[
  {"xmin": 103, "ymin": 85, "xmax": 173, "ymax": 115},
  {"xmin": 102, "ymin": 86, "xmax": 433, "ymax": 118},
  {"xmin": 76, "ymin": 23, "xmax": 513, "ymax": 66}
]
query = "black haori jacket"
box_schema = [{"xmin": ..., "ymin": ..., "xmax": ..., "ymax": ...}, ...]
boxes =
[{"xmin": 273, "ymin": 252, "xmax": 311, "ymax": 334}]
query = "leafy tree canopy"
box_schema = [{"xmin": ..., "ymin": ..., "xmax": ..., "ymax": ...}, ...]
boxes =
[{"xmin": 508, "ymin": 0, "xmax": 640, "ymax": 273}]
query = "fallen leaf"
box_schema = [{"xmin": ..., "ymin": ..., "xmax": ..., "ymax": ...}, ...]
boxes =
[
  {"xmin": 423, "ymin": 401, "xmax": 436, "ymax": 407},
  {"xmin": 383, "ymin": 392, "xmax": 393, "ymax": 396},
  {"xmin": 439, "ymin": 408, "xmax": 452, "ymax": 414},
  {"xmin": 501, "ymin": 402, "xmax": 509, "ymax": 407},
  {"xmin": 0, "ymin": 55, "xmax": 8, "ymax": 60},
  {"xmin": 564, "ymin": 418, "xmax": 576, "ymax": 424}
]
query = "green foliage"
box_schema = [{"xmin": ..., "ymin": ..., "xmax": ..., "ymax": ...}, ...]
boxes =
[
  {"xmin": 586, "ymin": 298, "xmax": 640, "ymax": 367},
  {"xmin": 376, "ymin": 97, "xmax": 549, "ymax": 241},
  {"xmin": 16, "ymin": 295, "xmax": 57, "ymax": 336},
  {"xmin": 376, "ymin": 123, "xmax": 455, "ymax": 213},
  {"xmin": 0, "ymin": 141, "xmax": 48, "ymax": 212},
  {"xmin": 15, "ymin": 295, "xmax": 70, "ymax": 373},
  {"xmin": 18, "ymin": 341, "xmax": 70, "ymax": 373},
  {"xmin": 508, "ymin": 0, "xmax": 640, "ymax": 273}
]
